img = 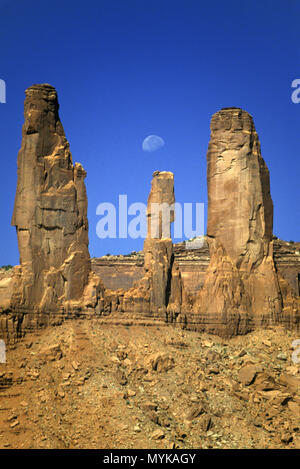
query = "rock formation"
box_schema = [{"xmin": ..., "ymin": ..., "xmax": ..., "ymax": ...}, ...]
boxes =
[
  {"xmin": 143, "ymin": 171, "xmax": 175, "ymax": 315},
  {"xmin": 91, "ymin": 239, "xmax": 299, "ymax": 302},
  {"xmin": 192, "ymin": 108, "xmax": 284, "ymax": 336},
  {"xmin": 1, "ymin": 90, "xmax": 299, "ymax": 341},
  {"xmin": 122, "ymin": 171, "xmax": 184, "ymax": 319},
  {"xmin": 5, "ymin": 84, "xmax": 104, "ymax": 336}
]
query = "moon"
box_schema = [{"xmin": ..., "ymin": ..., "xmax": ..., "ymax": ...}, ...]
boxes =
[{"xmin": 142, "ymin": 135, "xmax": 165, "ymax": 152}]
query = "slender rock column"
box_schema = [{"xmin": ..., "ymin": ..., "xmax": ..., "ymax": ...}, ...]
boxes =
[
  {"xmin": 143, "ymin": 171, "xmax": 175, "ymax": 315},
  {"xmin": 123, "ymin": 171, "xmax": 184, "ymax": 318}
]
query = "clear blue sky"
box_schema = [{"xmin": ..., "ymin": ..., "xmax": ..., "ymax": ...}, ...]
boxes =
[{"xmin": 0, "ymin": 0, "xmax": 299, "ymax": 265}]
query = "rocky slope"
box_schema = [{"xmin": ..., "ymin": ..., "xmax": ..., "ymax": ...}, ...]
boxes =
[{"xmin": 0, "ymin": 320, "xmax": 299, "ymax": 449}]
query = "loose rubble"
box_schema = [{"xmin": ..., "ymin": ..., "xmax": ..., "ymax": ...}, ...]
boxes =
[{"xmin": 0, "ymin": 320, "xmax": 299, "ymax": 449}]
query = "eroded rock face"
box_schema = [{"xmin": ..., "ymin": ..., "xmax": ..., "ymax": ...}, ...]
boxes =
[
  {"xmin": 9, "ymin": 84, "xmax": 102, "ymax": 326},
  {"xmin": 193, "ymin": 108, "xmax": 283, "ymax": 336}
]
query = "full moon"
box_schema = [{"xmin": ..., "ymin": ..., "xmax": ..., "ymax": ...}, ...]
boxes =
[{"xmin": 142, "ymin": 135, "xmax": 165, "ymax": 152}]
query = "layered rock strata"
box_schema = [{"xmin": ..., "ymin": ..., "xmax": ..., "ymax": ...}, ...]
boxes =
[{"xmin": 91, "ymin": 239, "xmax": 299, "ymax": 299}]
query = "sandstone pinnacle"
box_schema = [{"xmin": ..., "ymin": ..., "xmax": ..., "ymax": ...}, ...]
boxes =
[
  {"xmin": 10, "ymin": 83, "xmax": 102, "ymax": 326},
  {"xmin": 194, "ymin": 107, "xmax": 282, "ymax": 336}
]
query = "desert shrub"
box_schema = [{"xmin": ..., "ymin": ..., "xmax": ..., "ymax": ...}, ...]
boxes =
[{"xmin": 1, "ymin": 265, "xmax": 13, "ymax": 271}]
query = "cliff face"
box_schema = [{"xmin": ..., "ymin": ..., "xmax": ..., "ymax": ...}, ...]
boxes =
[{"xmin": 91, "ymin": 240, "xmax": 300, "ymax": 299}]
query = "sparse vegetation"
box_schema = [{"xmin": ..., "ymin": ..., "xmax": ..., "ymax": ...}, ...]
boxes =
[{"xmin": 0, "ymin": 264, "xmax": 13, "ymax": 271}]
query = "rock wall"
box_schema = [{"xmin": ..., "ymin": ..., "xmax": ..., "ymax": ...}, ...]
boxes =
[
  {"xmin": 91, "ymin": 239, "xmax": 300, "ymax": 301},
  {"xmin": 91, "ymin": 241, "xmax": 210, "ymax": 295},
  {"xmin": 273, "ymin": 240, "xmax": 300, "ymax": 297},
  {"xmin": 11, "ymin": 84, "xmax": 92, "ymax": 312},
  {"xmin": 91, "ymin": 256, "xmax": 144, "ymax": 291}
]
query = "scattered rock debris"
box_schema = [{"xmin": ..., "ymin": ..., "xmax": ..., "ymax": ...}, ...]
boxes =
[{"xmin": 0, "ymin": 320, "xmax": 299, "ymax": 449}]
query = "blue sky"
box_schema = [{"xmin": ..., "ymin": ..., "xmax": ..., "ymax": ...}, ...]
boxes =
[{"xmin": 0, "ymin": 0, "xmax": 299, "ymax": 265}]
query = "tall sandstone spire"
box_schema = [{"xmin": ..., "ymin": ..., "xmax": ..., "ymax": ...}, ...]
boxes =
[
  {"xmin": 194, "ymin": 108, "xmax": 283, "ymax": 336},
  {"xmin": 11, "ymin": 84, "xmax": 101, "ymax": 324},
  {"xmin": 122, "ymin": 171, "xmax": 184, "ymax": 318},
  {"xmin": 143, "ymin": 171, "xmax": 175, "ymax": 314}
]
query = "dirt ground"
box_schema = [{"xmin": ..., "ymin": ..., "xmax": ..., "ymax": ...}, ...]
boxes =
[{"xmin": 0, "ymin": 320, "xmax": 299, "ymax": 449}]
